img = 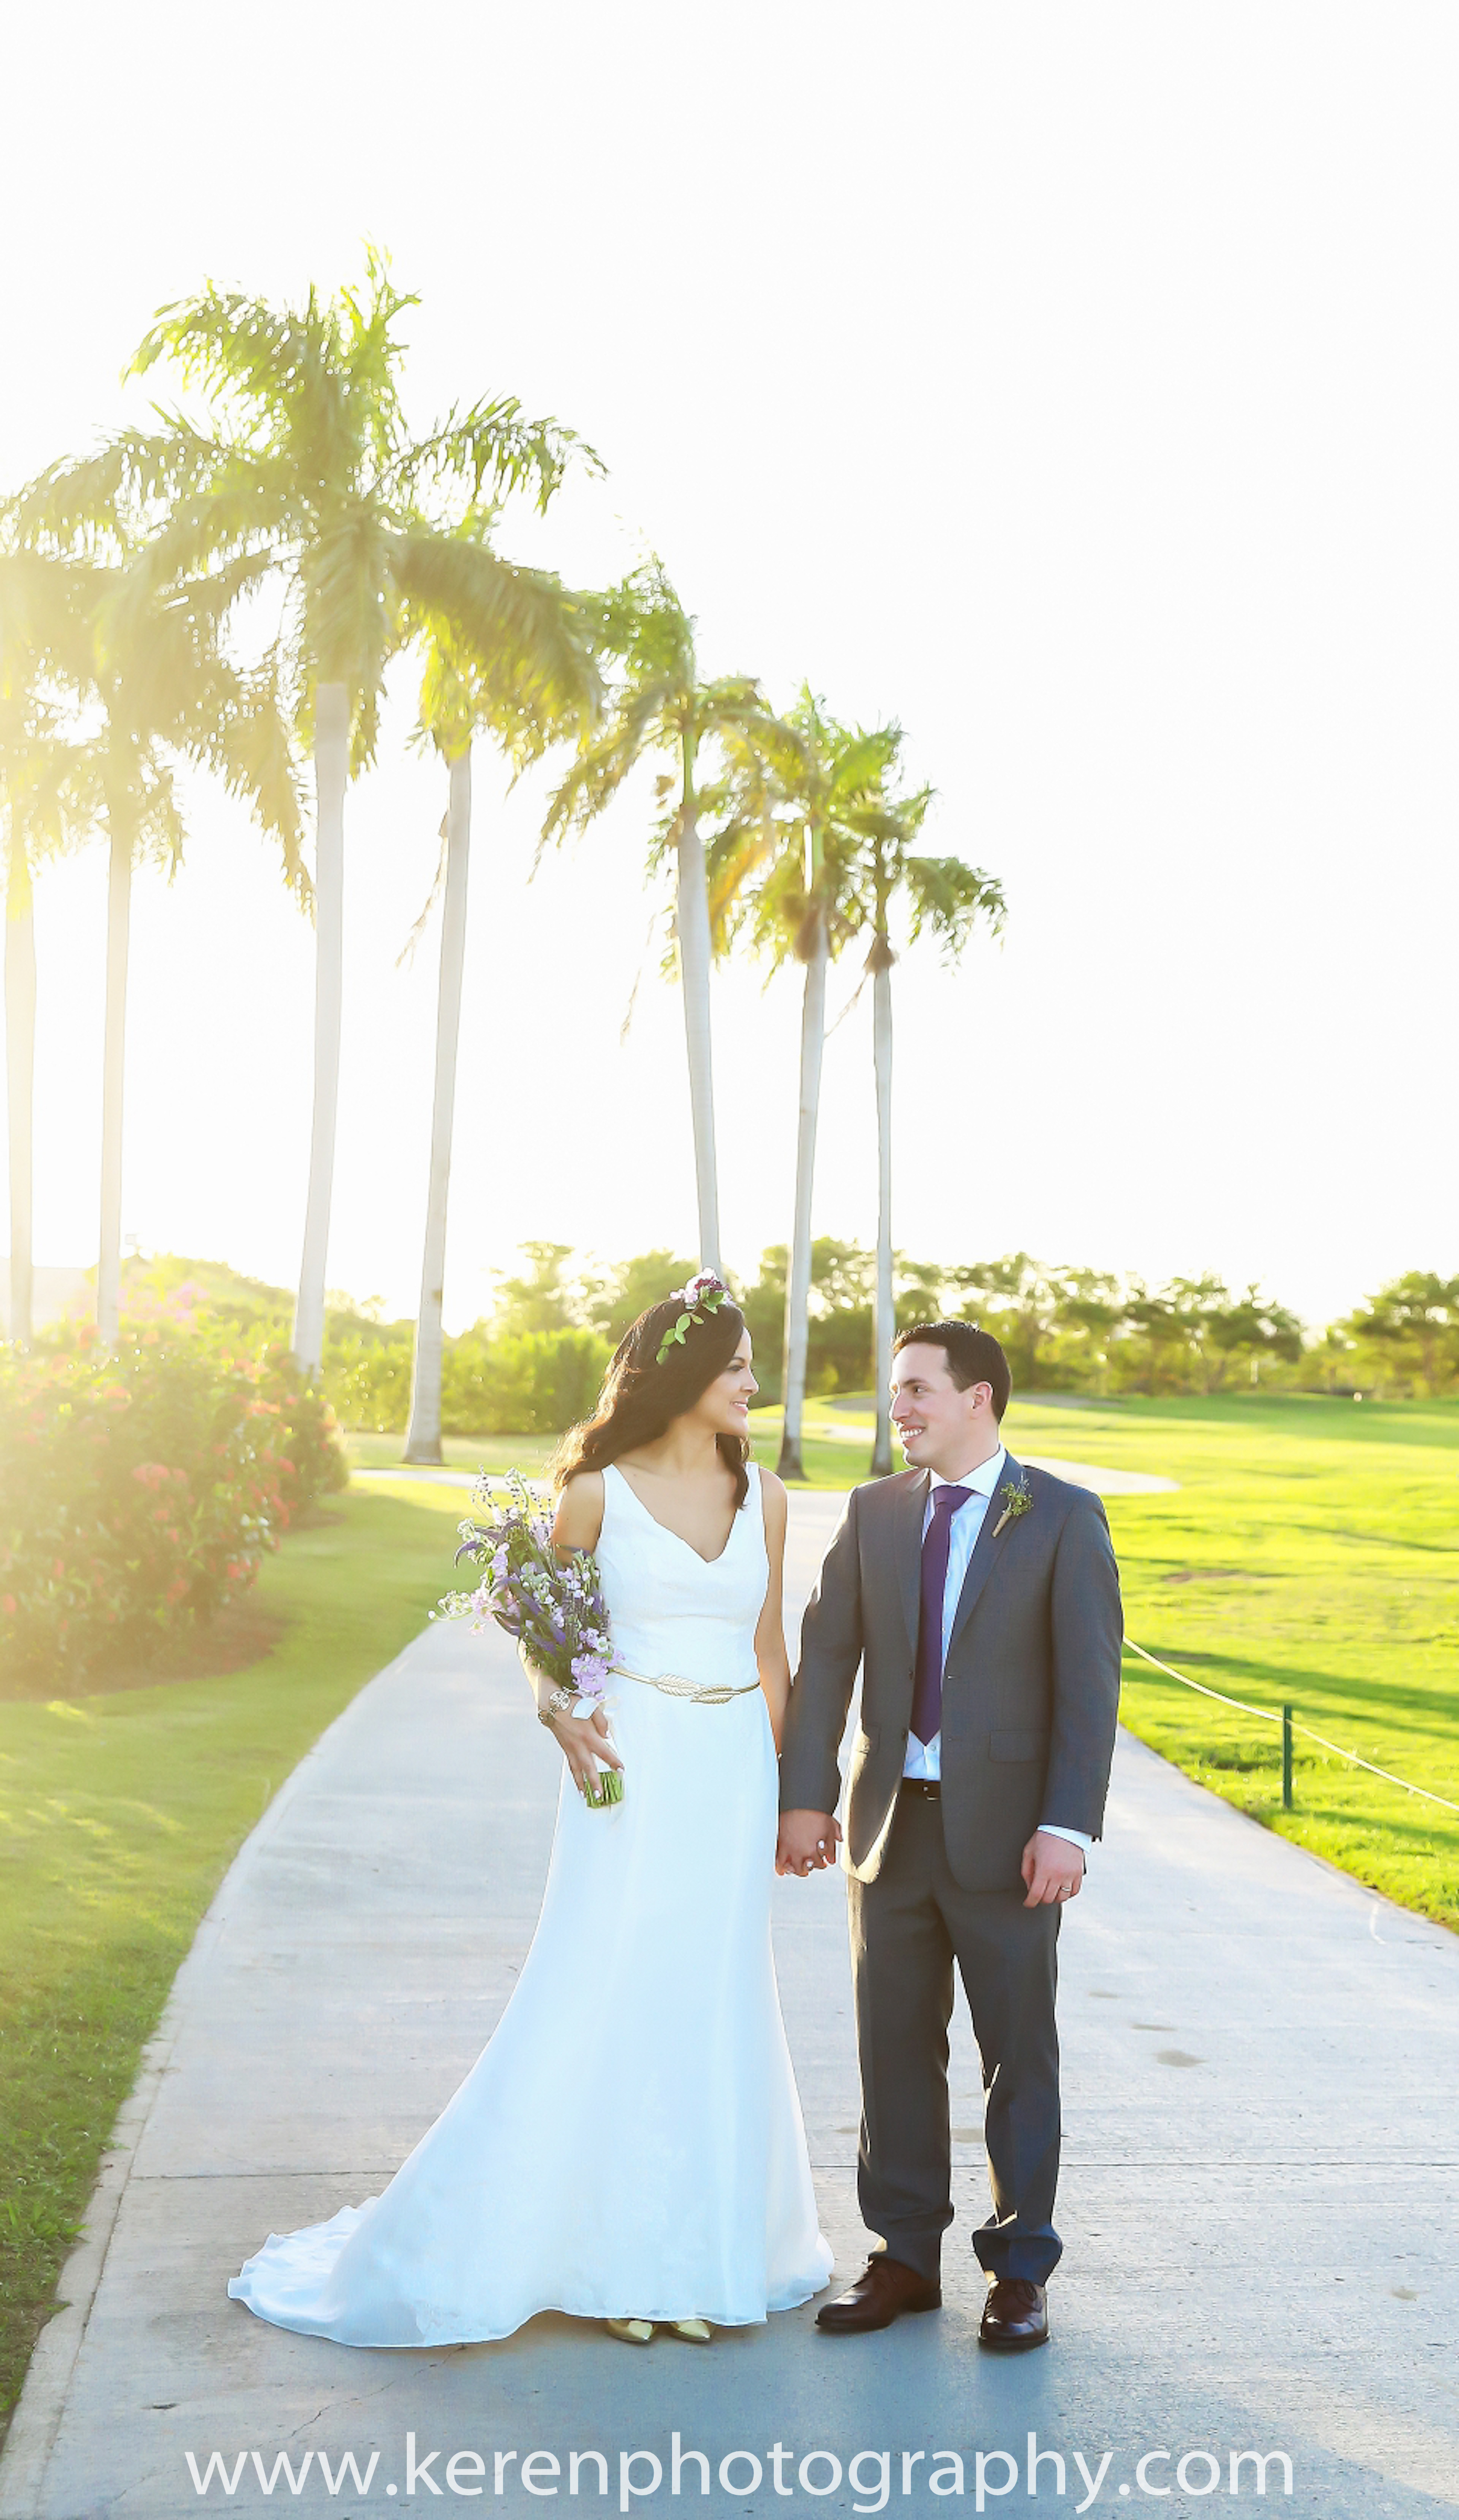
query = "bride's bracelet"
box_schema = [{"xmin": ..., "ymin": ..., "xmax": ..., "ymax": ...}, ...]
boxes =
[{"xmin": 537, "ymin": 1683, "xmax": 580, "ymax": 1727}]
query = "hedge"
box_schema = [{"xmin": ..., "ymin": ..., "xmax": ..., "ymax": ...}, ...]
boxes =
[{"xmin": 324, "ymin": 1325, "xmax": 613, "ymax": 1437}]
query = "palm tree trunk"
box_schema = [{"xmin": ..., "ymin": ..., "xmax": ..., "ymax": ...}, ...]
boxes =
[
  {"xmin": 96, "ymin": 815, "xmax": 131, "ymax": 1348},
  {"xmin": 4, "ymin": 838, "xmax": 35, "ymax": 1348},
  {"xmin": 675, "ymin": 727, "xmax": 722, "ymax": 1276},
  {"xmin": 292, "ymin": 682, "xmax": 349, "ymax": 1377},
  {"xmin": 404, "ymin": 748, "xmax": 472, "ymax": 1465},
  {"xmin": 777, "ymin": 918, "xmax": 827, "ymax": 1479},
  {"xmin": 870, "ymin": 953, "xmax": 896, "ymax": 1476}
]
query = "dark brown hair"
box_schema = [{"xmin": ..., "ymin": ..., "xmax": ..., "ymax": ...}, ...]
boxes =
[
  {"xmin": 893, "ymin": 1319, "xmax": 1012, "ymax": 1421},
  {"xmin": 550, "ymin": 1296, "xmax": 752, "ymax": 1506}
]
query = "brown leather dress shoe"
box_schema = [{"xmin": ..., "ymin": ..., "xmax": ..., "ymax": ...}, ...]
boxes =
[
  {"xmin": 978, "ymin": 2277, "xmax": 1049, "ymax": 2351},
  {"xmin": 816, "ymin": 2256, "xmax": 942, "ymax": 2334}
]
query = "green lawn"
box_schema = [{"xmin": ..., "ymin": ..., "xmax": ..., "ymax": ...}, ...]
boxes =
[
  {"xmin": 0, "ymin": 1482, "xmax": 465, "ymax": 2446},
  {"xmin": 1000, "ymin": 1393, "xmax": 1459, "ymax": 1936},
  {"xmin": 3, "ymin": 1397, "xmax": 1455, "ymax": 2442}
]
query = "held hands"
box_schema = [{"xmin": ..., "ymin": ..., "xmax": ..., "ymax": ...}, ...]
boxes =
[
  {"xmin": 776, "ymin": 1810, "xmax": 843, "ymax": 1877},
  {"xmin": 1021, "ymin": 1829, "xmax": 1085, "ymax": 1908},
  {"xmin": 778, "ymin": 1815, "xmax": 1081, "ymax": 1897}
]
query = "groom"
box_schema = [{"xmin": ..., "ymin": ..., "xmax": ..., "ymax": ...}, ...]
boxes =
[{"xmin": 776, "ymin": 1321, "xmax": 1122, "ymax": 2351}]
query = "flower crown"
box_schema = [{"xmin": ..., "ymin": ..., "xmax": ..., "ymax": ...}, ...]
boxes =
[{"xmin": 655, "ymin": 1270, "xmax": 730, "ymax": 1364}]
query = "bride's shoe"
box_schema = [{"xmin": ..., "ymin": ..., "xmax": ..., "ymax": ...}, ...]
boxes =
[
  {"xmin": 605, "ymin": 2317, "xmax": 654, "ymax": 2346},
  {"xmin": 665, "ymin": 2317, "xmax": 712, "ymax": 2344}
]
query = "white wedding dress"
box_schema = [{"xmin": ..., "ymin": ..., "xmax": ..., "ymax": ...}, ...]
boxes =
[{"xmin": 227, "ymin": 1460, "xmax": 833, "ymax": 2344}]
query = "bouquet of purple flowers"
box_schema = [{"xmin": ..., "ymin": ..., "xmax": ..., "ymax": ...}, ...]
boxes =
[{"xmin": 436, "ymin": 1468, "xmax": 623, "ymax": 1803}]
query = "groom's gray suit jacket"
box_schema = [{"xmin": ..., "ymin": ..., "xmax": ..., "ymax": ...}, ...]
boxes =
[{"xmin": 779, "ymin": 1455, "xmax": 1124, "ymax": 1892}]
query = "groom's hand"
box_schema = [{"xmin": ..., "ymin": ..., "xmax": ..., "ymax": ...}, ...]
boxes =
[
  {"xmin": 1021, "ymin": 1830, "xmax": 1085, "ymax": 1907},
  {"xmin": 776, "ymin": 1810, "xmax": 842, "ymax": 1877}
]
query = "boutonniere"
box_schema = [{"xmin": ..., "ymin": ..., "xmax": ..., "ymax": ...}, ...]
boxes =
[{"xmin": 992, "ymin": 1476, "xmax": 1033, "ymax": 1538}]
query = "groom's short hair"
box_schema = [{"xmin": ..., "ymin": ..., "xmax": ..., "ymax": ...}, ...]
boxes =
[{"xmin": 893, "ymin": 1320, "xmax": 1011, "ymax": 1420}]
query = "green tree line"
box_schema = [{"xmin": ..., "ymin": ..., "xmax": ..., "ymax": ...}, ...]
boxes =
[{"xmin": 85, "ymin": 1247, "xmax": 1459, "ymax": 1437}]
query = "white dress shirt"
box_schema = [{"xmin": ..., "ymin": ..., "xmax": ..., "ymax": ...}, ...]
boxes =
[{"xmin": 901, "ymin": 1447, "xmax": 1091, "ymax": 1857}]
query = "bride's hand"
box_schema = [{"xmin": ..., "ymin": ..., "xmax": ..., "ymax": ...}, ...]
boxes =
[
  {"xmin": 520, "ymin": 1646, "xmax": 624, "ymax": 1798},
  {"xmin": 550, "ymin": 1700, "xmax": 625, "ymax": 1799}
]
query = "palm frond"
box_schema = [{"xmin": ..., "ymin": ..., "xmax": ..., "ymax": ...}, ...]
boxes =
[
  {"xmin": 396, "ymin": 812, "xmax": 449, "ymax": 968},
  {"xmin": 120, "ymin": 470, "xmax": 300, "ymax": 614},
  {"xmin": 5, "ymin": 426, "xmax": 228, "ymax": 555},
  {"xmin": 0, "ymin": 549, "xmax": 107, "ymax": 690},
  {"xmin": 400, "ymin": 396, "xmax": 603, "ymax": 517},
  {"xmin": 827, "ymin": 722, "xmax": 902, "ymax": 806},
  {"xmin": 589, "ymin": 561, "xmax": 696, "ymax": 684},
  {"xmin": 201, "ymin": 645, "xmax": 310, "ymax": 899},
  {"xmin": 393, "ymin": 529, "xmax": 601, "ymax": 764},
  {"xmin": 131, "ymin": 287, "xmax": 332, "ymax": 426},
  {"xmin": 538, "ymin": 674, "xmax": 677, "ymax": 855},
  {"xmin": 900, "ymin": 854, "xmax": 1006, "ymax": 954}
]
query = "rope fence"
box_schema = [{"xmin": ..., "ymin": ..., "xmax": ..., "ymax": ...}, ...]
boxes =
[{"xmin": 1122, "ymin": 1636, "xmax": 1459, "ymax": 1816}]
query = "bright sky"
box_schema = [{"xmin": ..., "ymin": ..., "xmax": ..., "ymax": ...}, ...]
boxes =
[{"xmin": 3, "ymin": 2, "xmax": 1456, "ymax": 1332}]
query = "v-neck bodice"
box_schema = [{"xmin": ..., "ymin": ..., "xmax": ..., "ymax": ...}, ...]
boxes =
[{"xmin": 597, "ymin": 1461, "xmax": 768, "ymax": 1687}]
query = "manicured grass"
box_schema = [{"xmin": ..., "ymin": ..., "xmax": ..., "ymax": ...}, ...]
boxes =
[
  {"xmin": 0, "ymin": 1483, "xmax": 464, "ymax": 2445},
  {"xmin": 1003, "ymin": 1394, "xmax": 1459, "ymax": 1936},
  {"xmin": 346, "ymin": 1430, "xmax": 553, "ymax": 1474},
  {"xmin": 343, "ymin": 1415, "xmax": 910, "ymax": 1491}
]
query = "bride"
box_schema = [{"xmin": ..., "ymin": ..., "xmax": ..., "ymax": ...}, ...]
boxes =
[{"xmin": 228, "ymin": 1273, "xmax": 833, "ymax": 2348}]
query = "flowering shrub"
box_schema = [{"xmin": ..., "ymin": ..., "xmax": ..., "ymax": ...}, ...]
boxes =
[
  {"xmin": 0, "ymin": 1332, "xmax": 347, "ymax": 1685},
  {"xmin": 253, "ymin": 1342, "xmax": 350, "ymax": 1517}
]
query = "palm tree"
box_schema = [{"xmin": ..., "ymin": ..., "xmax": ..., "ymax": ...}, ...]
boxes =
[
  {"xmin": 541, "ymin": 563, "xmax": 784, "ymax": 1278},
  {"xmin": 0, "ymin": 542, "xmax": 303, "ymax": 1347},
  {"xmin": 22, "ymin": 251, "xmax": 597, "ymax": 1373},
  {"xmin": 0, "ymin": 581, "xmax": 93, "ymax": 1345},
  {"xmin": 401, "ymin": 594, "xmax": 597, "ymax": 1465},
  {"xmin": 3, "ymin": 824, "xmax": 35, "ymax": 1346},
  {"xmin": 711, "ymin": 692, "xmax": 901, "ymax": 1478},
  {"xmin": 841, "ymin": 786, "xmax": 1005, "ymax": 1471}
]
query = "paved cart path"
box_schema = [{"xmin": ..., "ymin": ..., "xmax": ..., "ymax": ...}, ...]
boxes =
[{"xmin": 2, "ymin": 1494, "xmax": 1455, "ymax": 2518}]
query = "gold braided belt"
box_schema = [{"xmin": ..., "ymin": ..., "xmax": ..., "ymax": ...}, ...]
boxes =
[{"xmin": 614, "ymin": 1665, "xmax": 762, "ymax": 1707}]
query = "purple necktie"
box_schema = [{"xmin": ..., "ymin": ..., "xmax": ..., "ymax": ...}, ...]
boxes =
[{"xmin": 910, "ymin": 1484, "xmax": 972, "ymax": 1746}]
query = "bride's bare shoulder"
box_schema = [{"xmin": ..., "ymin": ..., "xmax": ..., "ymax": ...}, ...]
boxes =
[{"xmin": 553, "ymin": 1468, "xmax": 606, "ymax": 1551}]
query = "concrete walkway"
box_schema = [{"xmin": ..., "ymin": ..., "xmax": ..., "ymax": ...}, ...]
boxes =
[{"xmin": 2, "ymin": 1495, "xmax": 1455, "ymax": 2519}]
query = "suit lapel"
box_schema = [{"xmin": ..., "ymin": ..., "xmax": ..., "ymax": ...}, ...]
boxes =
[
  {"xmin": 947, "ymin": 1449, "xmax": 1022, "ymax": 1654},
  {"xmin": 894, "ymin": 1469, "xmax": 930, "ymax": 1658}
]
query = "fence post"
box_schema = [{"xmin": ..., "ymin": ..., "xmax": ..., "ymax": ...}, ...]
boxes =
[{"xmin": 1282, "ymin": 1704, "xmax": 1294, "ymax": 1811}]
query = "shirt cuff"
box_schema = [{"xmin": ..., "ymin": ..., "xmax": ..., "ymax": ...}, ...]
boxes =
[{"xmin": 1038, "ymin": 1823, "xmax": 1091, "ymax": 1854}]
